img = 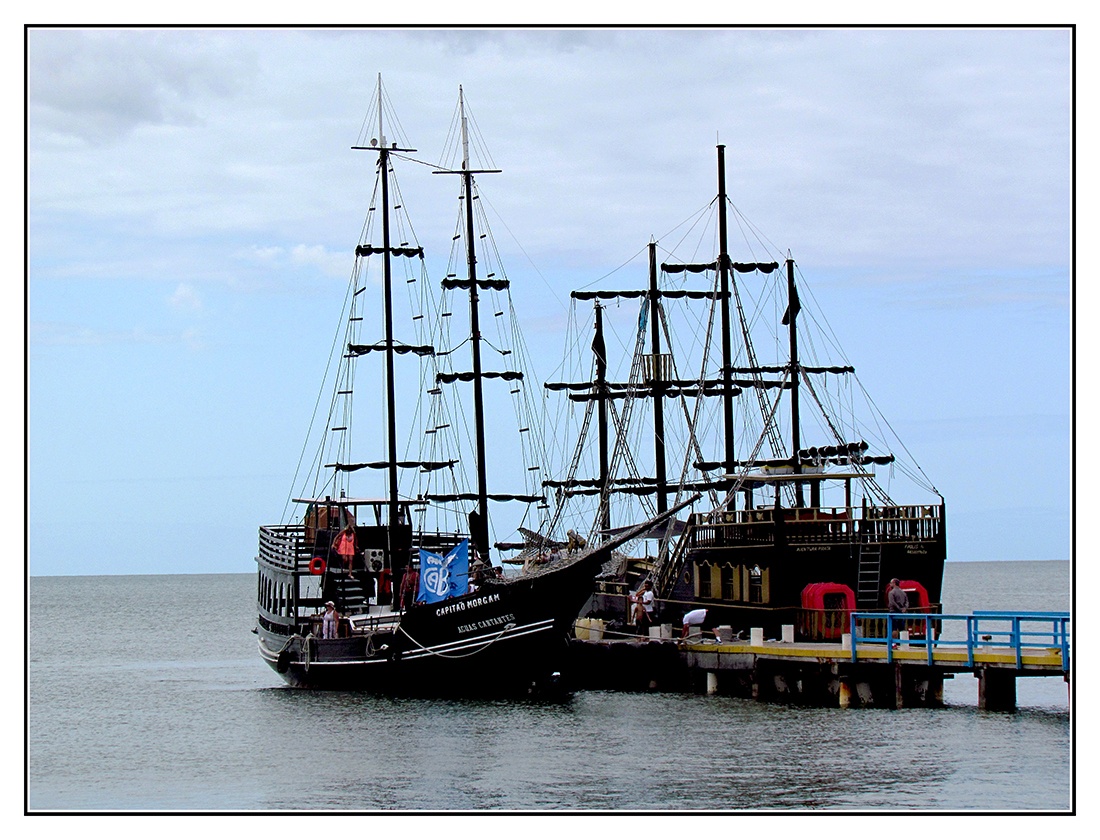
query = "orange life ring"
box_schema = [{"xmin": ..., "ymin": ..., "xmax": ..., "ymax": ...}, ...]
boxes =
[{"xmin": 309, "ymin": 556, "xmax": 327, "ymax": 576}]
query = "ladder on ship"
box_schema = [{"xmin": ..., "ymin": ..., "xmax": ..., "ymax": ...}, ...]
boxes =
[{"xmin": 856, "ymin": 542, "xmax": 883, "ymax": 609}]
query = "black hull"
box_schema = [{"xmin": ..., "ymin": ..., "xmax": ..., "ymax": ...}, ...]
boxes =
[
  {"xmin": 259, "ymin": 621, "xmax": 573, "ymax": 696},
  {"xmin": 259, "ymin": 545, "xmax": 609, "ymax": 695}
]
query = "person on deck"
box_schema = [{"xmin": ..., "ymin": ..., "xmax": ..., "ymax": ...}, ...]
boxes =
[
  {"xmin": 640, "ymin": 580, "xmax": 655, "ymax": 623},
  {"xmin": 566, "ymin": 529, "xmax": 587, "ymax": 553},
  {"xmin": 334, "ymin": 522, "xmax": 356, "ymax": 574},
  {"xmin": 399, "ymin": 563, "xmax": 419, "ymax": 611},
  {"xmin": 322, "ymin": 601, "xmax": 339, "ymax": 639},
  {"xmin": 632, "ymin": 580, "xmax": 656, "ymax": 635},
  {"xmin": 632, "ymin": 593, "xmax": 650, "ymax": 635}
]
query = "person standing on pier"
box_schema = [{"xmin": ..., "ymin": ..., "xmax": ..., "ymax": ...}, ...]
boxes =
[
  {"xmin": 887, "ymin": 578, "xmax": 909, "ymax": 645},
  {"xmin": 887, "ymin": 579, "xmax": 909, "ymax": 613}
]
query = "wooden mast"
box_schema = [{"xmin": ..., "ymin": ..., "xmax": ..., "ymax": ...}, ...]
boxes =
[
  {"xmin": 717, "ymin": 144, "xmax": 736, "ymax": 478},
  {"xmin": 648, "ymin": 241, "xmax": 668, "ymax": 514},
  {"xmin": 460, "ymin": 87, "xmax": 491, "ymax": 559},
  {"xmin": 429, "ymin": 86, "xmax": 505, "ymax": 559},
  {"xmin": 350, "ymin": 76, "xmax": 419, "ymax": 569},
  {"xmin": 785, "ymin": 256, "xmax": 804, "ymax": 507},
  {"xmin": 593, "ymin": 303, "xmax": 611, "ymax": 534},
  {"xmin": 377, "ymin": 86, "xmax": 401, "ymax": 531}
]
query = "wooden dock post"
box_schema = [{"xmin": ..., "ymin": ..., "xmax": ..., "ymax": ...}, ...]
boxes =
[
  {"xmin": 978, "ymin": 667, "xmax": 1017, "ymax": 711},
  {"xmin": 838, "ymin": 677, "xmax": 853, "ymax": 709}
]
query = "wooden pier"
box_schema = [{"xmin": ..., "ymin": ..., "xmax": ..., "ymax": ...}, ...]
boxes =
[{"xmin": 566, "ymin": 611, "xmax": 1070, "ymax": 711}]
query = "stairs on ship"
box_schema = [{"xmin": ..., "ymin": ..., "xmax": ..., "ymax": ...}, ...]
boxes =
[{"xmin": 331, "ymin": 570, "xmax": 370, "ymax": 614}]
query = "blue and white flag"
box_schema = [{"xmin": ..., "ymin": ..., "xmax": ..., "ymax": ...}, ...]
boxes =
[{"xmin": 417, "ymin": 539, "xmax": 469, "ymax": 604}]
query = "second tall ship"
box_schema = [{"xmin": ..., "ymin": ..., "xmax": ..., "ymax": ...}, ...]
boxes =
[{"xmin": 539, "ymin": 144, "xmax": 946, "ymax": 642}]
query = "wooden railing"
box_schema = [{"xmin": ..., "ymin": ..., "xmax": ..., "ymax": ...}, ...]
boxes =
[
  {"xmin": 652, "ymin": 503, "xmax": 944, "ymax": 599},
  {"xmin": 689, "ymin": 504, "xmax": 943, "ymax": 548},
  {"xmin": 863, "ymin": 504, "xmax": 944, "ymax": 542},
  {"xmin": 257, "ymin": 525, "xmax": 311, "ymax": 572}
]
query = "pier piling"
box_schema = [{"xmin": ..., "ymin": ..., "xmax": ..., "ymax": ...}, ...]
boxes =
[{"xmin": 978, "ymin": 666, "xmax": 1018, "ymax": 712}]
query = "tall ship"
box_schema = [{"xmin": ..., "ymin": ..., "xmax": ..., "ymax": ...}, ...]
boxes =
[
  {"xmin": 254, "ymin": 79, "xmax": 681, "ymax": 695},
  {"xmin": 540, "ymin": 145, "xmax": 946, "ymax": 641}
]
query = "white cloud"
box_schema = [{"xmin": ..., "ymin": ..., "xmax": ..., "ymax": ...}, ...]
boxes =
[
  {"xmin": 236, "ymin": 243, "xmax": 349, "ymax": 280},
  {"xmin": 25, "ymin": 27, "xmax": 1072, "ymax": 304},
  {"xmin": 27, "ymin": 29, "xmax": 257, "ymax": 147},
  {"xmin": 290, "ymin": 244, "xmax": 347, "ymax": 277},
  {"xmin": 168, "ymin": 282, "xmax": 203, "ymax": 312},
  {"xmin": 243, "ymin": 245, "xmax": 285, "ymax": 265}
]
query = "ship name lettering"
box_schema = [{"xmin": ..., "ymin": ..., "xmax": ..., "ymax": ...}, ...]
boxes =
[
  {"xmin": 435, "ymin": 591, "xmax": 502, "ymax": 617},
  {"xmin": 456, "ymin": 612, "xmax": 517, "ymax": 634}
]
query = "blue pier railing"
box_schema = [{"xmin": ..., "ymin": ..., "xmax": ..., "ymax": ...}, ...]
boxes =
[{"xmin": 849, "ymin": 611, "xmax": 1071, "ymax": 672}]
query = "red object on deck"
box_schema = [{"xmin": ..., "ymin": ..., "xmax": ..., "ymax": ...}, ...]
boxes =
[
  {"xmin": 884, "ymin": 579, "xmax": 930, "ymax": 610},
  {"xmin": 900, "ymin": 579, "xmax": 929, "ymax": 609},
  {"xmin": 800, "ymin": 582, "xmax": 856, "ymax": 640}
]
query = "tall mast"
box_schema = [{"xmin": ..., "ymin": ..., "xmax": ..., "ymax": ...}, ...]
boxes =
[
  {"xmin": 461, "ymin": 86, "xmax": 490, "ymax": 558},
  {"xmin": 430, "ymin": 86, "xmax": 506, "ymax": 558},
  {"xmin": 593, "ymin": 304, "xmax": 611, "ymax": 534},
  {"xmin": 348, "ymin": 76, "xmax": 422, "ymax": 529},
  {"xmin": 717, "ymin": 144, "xmax": 736, "ymax": 478},
  {"xmin": 648, "ymin": 242, "xmax": 668, "ymax": 514},
  {"xmin": 377, "ymin": 77, "xmax": 401, "ymax": 529},
  {"xmin": 785, "ymin": 256, "xmax": 804, "ymax": 507}
]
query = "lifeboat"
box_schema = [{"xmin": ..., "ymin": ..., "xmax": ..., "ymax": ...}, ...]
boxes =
[
  {"xmin": 899, "ymin": 579, "xmax": 929, "ymax": 610},
  {"xmin": 800, "ymin": 582, "xmax": 856, "ymax": 640}
]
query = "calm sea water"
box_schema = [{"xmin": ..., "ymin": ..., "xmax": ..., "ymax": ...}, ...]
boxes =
[{"xmin": 27, "ymin": 560, "xmax": 1072, "ymax": 812}]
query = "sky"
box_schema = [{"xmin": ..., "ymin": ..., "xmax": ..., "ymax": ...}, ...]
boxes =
[{"xmin": 25, "ymin": 25, "xmax": 1074, "ymax": 577}]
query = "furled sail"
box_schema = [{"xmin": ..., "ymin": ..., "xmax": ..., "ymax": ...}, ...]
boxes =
[
  {"xmin": 354, "ymin": 244, "xmax": 422, "ymax": 257},
  {"xmin": 347, "ymin": 342, "xmax": 435, "ymax": 357},
  {"xmin": 659, "ymin": 260, "xmax": 780, "ymax": 274},
  {"xmin": 441, "ymin": 277, "xmax": 511, "ymax": 291},
  {"xmin": 436, "ymin": 371, "xmax": 524, "ymax": 383},
  {"xmin": 328, "ymin": 460, "xmax": 459, "ymax": 473}
]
